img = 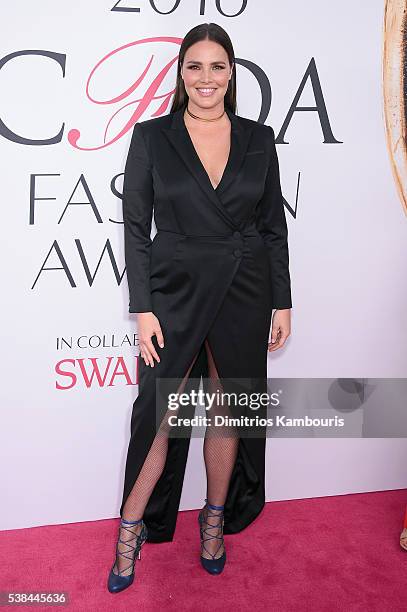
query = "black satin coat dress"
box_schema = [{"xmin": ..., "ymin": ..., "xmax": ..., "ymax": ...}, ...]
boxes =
[{"xmin": 119, "ymin": 103, "xmax": 292, "ymax": 543}]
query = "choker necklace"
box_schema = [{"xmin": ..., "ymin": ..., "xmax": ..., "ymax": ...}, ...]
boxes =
[{"xmin": 186, "ymin": 106, "xmax": 225, "ymax": 122}]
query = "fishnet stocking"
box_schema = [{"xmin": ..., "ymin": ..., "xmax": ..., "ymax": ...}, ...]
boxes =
[
  {"xmin": 118, "ymin": 338, "xmax": 239, "ymax": 569},
  {"xmin": 111, "ymin": 519, "xmax": 147, "ymax": 577},
  {"xmin": 115, "ymin": 347, "xmax": 200, "ymax": 575},
  {"xmin": 201, "ymin": 340, "xmax": 239, "ymax": 559}
]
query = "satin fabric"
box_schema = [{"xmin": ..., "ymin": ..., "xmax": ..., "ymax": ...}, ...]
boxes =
[{"xmin": 119, "ymin": 103, "xmax": 292, "ymax": 542}]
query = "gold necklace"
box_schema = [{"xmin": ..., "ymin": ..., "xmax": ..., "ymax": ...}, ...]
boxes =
[{"xmin": 186, "ymin": 106, "xmax": 225, "ymax": 122}]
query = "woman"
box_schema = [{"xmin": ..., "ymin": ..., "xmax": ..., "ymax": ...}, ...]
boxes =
[{"xmin": 108, "ymin": 22, "xmax": 292, "ymax": 593}]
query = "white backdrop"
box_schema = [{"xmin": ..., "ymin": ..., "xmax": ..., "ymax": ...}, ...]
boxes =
[{"xmin": 1, "ymin": 0, "xmax": 406, "ymax": 530}]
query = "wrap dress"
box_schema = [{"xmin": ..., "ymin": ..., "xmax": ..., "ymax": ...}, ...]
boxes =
[{"xmin": 119, "ymin": 103, "xmax": 292, "ymax": 543}]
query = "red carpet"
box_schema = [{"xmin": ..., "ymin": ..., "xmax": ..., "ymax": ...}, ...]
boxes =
[{"xmin": 1, "ymin": 489, "xmax": 406, "ymax": 611}]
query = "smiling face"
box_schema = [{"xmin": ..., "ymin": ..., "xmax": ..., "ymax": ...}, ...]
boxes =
[{"xmin": 180, "ymin": 39, "xmax": 233, "ymax": 112}]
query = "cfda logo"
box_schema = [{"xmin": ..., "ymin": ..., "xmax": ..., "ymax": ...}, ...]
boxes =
[{"xmin": 0, "ymin": 41, "xmax": 339, "ymax": 151}]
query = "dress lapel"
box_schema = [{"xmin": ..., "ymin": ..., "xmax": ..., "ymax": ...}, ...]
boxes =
[{"xmin": 161, "ymin": 104, "xmax": 253, "ymax": 229}]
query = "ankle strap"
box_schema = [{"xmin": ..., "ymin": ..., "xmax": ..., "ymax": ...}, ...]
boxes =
[
  {"xmin": 121, "ymin": 517, "xmax": 143, "ymax": 525},
  {"xmin": 205, "ymin": 498, "xmax": 224, "ymax": 511}
]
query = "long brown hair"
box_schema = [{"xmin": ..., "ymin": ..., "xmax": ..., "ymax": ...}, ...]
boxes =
[{"xmin": 169, "ymin": 23, "xmax": 237, "ymax": 114}]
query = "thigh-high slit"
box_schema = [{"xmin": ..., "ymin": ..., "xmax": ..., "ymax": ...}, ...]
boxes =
[
  {"xmin": 121, "ymin": 336, "xmax": 239, "ymax": 520},
  {"xmin": 119, "ymin": 236, "xmax": 273, "ymax": 543}
]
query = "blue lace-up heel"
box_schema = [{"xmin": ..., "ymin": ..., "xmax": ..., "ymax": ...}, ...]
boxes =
[
  {"xmin": 198, "ymin": 498, "xmax": 226, "ymax": 574},
  {"xmin": 107, "ymin": 517, "xmax": 148, "ymax": 593}
]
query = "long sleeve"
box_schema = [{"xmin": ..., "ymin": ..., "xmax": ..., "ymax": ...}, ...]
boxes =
[
  {"xmin": 255, "ymin": 125, "xmax": 292, "ymax": 310},
  {"xmin": 122, "ymin": 123, "xmax": 154, "ymax": 313}
]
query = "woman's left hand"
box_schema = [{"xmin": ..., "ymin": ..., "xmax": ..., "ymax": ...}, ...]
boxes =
[{"xmin": 268, "ymin": 309, "xmax": 291, "ymax": 351}]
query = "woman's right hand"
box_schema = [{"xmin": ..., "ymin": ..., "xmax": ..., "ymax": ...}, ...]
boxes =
[{"xmin": 137, "ymin": 312, "xmax": 164, "ymax": 367}]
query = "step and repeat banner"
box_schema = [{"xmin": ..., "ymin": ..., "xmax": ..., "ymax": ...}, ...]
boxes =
[{"xmin": 1, "ymin": 1, "xmax": 406, "ymax": 530}]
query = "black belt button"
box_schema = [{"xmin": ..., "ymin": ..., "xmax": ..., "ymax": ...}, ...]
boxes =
[
  {"xmin": 233, "ymin": 249, "xmax": 242, "ymax": 258},
  {"xmin": 233, "ymin": 231, "xmax": 241, "ymax": 238}
]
